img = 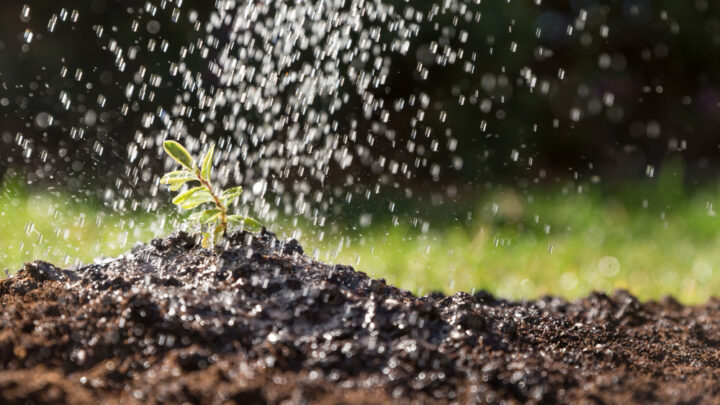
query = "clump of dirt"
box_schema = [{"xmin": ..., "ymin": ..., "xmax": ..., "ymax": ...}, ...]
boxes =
[{"xmin": 1, "ymin": 229, "xmax": 719, "ymax": 404}]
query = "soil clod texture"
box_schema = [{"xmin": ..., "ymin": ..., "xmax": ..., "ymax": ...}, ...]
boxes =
[{"xmin": 1, "ymin": 230, "xmax": 719, "ymax": 404}]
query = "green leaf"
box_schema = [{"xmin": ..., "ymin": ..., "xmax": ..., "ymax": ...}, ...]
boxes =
[
  {"xmin": 224, "ymin": 195, "xmax": 238, "ymax": 206},
  {"xmin": 160, "ymin": 170, "xmax": 196, "ymax": 184},
  {"xmin": 179, "ymin": 191, "xmax": 214, "ymax": 210},
  {"xmin": 227, "ymin": 215, "xmax": 261, "ymax": 228},
  {"xmin": 172, "ymin": 186, "xmax": 204, "ymax": 205},
  {"xmin": 200, "ymin": 144, "xmax": 214, "ymax": 180},
  {"xmin": 163, "ymin": 140, "xmax": 196, "ymax": 169},
  {"xmin": 169, "ymin": 182, "xmax": 186, "ymax": 191},
  {"xmin": 221, "ymin": 186, "xmax": 243, "ymax": 202},
  {"xmin": 189, "ymin": 208, "xmax": 222, "ymax": 224},
  {"xmin": 201, "ymin": 232, "xmax": 211, "ymax": 248},
  {"xmin": 161, "ymin": 171, "xmax": 197, "ymax": 191}
]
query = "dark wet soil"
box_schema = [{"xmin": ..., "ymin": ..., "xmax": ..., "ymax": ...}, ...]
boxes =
[{"xmin": 2, "ymin": 230, "xmax": 720, "ymax": 404}]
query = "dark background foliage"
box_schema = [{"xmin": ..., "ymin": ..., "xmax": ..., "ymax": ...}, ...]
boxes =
[{"xmin": 1, "ymin": 0, "xmax": 719, "ymax": 190}]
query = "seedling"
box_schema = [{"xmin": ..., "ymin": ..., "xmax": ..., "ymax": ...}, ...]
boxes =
[{"xmin": 160, "ymin": 140, "xmax": 260, "ymax": 247}]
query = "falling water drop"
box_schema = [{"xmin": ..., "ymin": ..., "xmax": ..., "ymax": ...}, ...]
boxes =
[
  {"xmin": 34, "ymin": 112, "xmax": 53, "ymax": 129},
  {"xmin": 646, "ymin": 165, "xmax": 655, "ymax": 178},
  {"xmin": 48, "ymin": 14, "xmax": 58, "ymax": 32},
  {"xmin": 23, "ymin": 29, "xmax": 33, "ymax": 44},
  {"xmin": 20, "ymin": 5, "xmax": 30, "ymax": 22}
]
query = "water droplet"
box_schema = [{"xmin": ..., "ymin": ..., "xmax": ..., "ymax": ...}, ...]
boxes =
[
  {"xmin": 34, "ymin": 112, "xmax": 54, "ymax": 129},
  {"xmin": 146, "ymin": 20, "xmax": 161, "ymax": 34},
  {"xmin": 20, "ymin": 5, "xmax": 31, "ymax": 22},
  {"xmin": 23, "ymin": 29, "xmax": 33, "ymax": 44},
  {"xmin": 645, "ymin": 165, "xmax": 654, "ymax": 177},
  {"xmin": 570, "ymin": 107, "xmax": 582, "ymax": 122},
  {"xmin": 598, "ymin": 256, "xmax": 620, "ymax": 277},
  {"xmin": 48, "ymin": 14, "xmax": 58, "ymax": 32}
]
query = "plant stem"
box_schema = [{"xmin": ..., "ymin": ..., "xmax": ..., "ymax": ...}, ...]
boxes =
[{"xmin": 195, "ymin": 169, "xmax": 227, "ymax": 232}]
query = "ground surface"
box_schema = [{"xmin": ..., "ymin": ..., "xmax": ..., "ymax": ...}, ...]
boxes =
[{"xmin": 1, "ymin": 230, "xmax": 720, "ymax": 404}]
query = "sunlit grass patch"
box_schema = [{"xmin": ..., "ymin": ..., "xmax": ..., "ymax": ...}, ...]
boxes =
[
  {"xmin": 312, "ymin": 184, "xmax": 720, "ymax": 304},
  {"xmin": 3, "ymin": 178, "xmax": 720, "ymax": 304},
  {"xmin": 0, "ymin": 181, "xmax": 169, "ymax": 269}
]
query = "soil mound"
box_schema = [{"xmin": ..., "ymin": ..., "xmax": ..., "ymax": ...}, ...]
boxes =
[{"xmin": 1, "ymin": 230, "xmax": 719, "ymax": 404}]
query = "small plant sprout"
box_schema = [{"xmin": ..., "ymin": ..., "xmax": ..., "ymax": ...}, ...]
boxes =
[{"xmin": 160, "ymin": 140, "xmax": 260, "ymax": 247}]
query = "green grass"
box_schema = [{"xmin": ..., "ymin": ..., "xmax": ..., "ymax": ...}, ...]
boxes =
[
  {"xmin": 0, "ymin": 181, "xmax": 169, "ymax": 269},
  {"xmin": 317, "ymin": 186, "xmax": 720, "ymax": 304},
  {"xmin": 3, "ymin": 176, "xmax": 720, "ymax": 304}
]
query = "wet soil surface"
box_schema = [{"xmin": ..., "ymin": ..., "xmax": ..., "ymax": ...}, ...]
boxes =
[{"xmin": 1, "ymin": 230, "xmax": 720, "ymax": 404}]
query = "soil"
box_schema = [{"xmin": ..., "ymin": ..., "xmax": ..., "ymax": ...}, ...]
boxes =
[{"xmin": 1, "ymin": 229, "xmax": 719, "ymax": 404}]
